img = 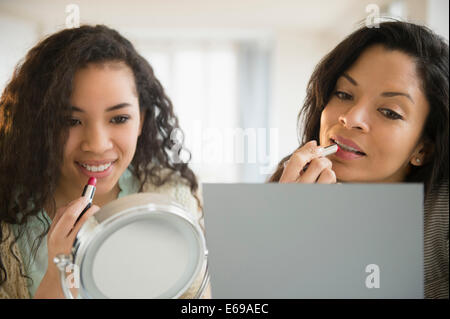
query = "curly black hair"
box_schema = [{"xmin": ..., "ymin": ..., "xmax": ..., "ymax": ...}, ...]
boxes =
[{"xmin": 0, "ymin": 25, "xmax": 201, "ymax": 286}]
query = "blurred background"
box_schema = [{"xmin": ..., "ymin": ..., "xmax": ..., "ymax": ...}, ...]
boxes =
[{"xmin": 1, "ymin": 0, "xmax": 448, "ymax": 183}]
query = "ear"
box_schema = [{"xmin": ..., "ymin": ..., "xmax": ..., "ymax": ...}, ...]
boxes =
[{"xmin": 409, "ymin": 139, "xmax": 433, "ymax": 167}]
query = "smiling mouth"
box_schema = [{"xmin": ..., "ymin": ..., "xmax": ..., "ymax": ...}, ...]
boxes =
[
  {"xmin": 330, "ymin": 138, "xmax": 366, "ymax": 156},
  {"xmin": 76, "ymin": 160, "xmax": 116, "ymax": 172}
]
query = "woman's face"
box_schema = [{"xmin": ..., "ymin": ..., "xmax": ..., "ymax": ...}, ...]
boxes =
[
  {"xmin": 58, "ymin": 62, "xmax": 143, "ymax": 198},
  {"xmin": 319, "ymin": 45, "xmax": 430, "ymax": 183}
]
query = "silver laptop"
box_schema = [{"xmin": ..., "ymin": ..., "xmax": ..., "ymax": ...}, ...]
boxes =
[{"xmin": 203, "ymin": 184, "xmax": 424, "ymax": 299}]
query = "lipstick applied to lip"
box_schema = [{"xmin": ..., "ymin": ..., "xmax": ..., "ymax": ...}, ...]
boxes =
[
  {"xmin": 284, "ymin": 144, "xmax": 339, "ymax": 173},
  {"xmin": 319, "ymin": 144, "xmax": 339, "ymax": 157},
  {"xmin": 301, "ymin": 144, "xmax": 339, "ymax": 172}
]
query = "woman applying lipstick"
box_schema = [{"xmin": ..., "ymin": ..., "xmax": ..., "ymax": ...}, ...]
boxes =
[
  {"xmin": 269, "ymin": 21, "xmax": 448, "ymax": 298},
  {"xmin": 0, "ymin": 25, "xmax": 208, "ymax": 298}
]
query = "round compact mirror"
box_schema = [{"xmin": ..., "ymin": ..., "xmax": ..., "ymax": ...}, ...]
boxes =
[{"xmin": 54, "ymin": 193, "xmax": 209, "ymax": 299}]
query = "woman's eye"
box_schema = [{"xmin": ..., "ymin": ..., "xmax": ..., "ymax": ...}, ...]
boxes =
[
  {"xmin": 111, "ymin": 115, "xmax": 130, "ymax": 124},
  {"xmin": 378, "ymin": 108, "xmax": 403, "ymax": 120},
  {"xmin": 67, "ymin": 118, "xmax": 81, "ymax": 126},
  {"xmin": 334, "ymin": 91, "xmax": 353, "ymax": 100}
]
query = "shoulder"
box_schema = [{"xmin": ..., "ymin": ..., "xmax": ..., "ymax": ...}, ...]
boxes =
[
  {"xmin": 424, "ymin": 180, "xmax": 449, "ymax": 217},
  {"xmin": 141, "ymin": 167, "xmax": 203, "ymax": 222},
  {"xmin": 424, "ymin": 180, "xmax": 448, "ymax": 234},
  {"xmin": 0, "ymin": 222, "xmax": 17, "ymax": 255},
  {"xmin": 0, "ymin": 222, "xmax": 30, "ymax": 299},
  {"xmin": 423, "ymin": 180, "xmax": 449, "ymax": 298}
]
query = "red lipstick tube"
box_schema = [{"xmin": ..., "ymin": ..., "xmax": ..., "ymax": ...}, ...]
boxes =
[{"xmin": 76, "ymin": 177, "xmax": 96, "ymax": 223}]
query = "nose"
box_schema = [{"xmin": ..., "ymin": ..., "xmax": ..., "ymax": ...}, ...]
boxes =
[
  {"xmin": 338, "ymin": 101, "xmax": 370, "ymax": 132},
  {"xmin": 80, "ymin": 123, "xmax": 113, "ymax": 154}
]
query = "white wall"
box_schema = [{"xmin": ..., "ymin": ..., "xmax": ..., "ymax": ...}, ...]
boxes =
[
  {"xmin": 427, "ymin": 0, "xmax": 449, "ymax": 40},
  {"xmin": 270, "ymin": 30, "xmax": 342, "ymax": 162},
  {"xmin": 0, "ymin": 0, "xmax": 448, "ymax": 182},
  {"xmin": 0, "ymin": 13, "xmax": 38, "ymax": 90}
]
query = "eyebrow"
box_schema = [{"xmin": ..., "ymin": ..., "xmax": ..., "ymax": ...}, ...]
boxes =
[
  {"xmin": 380, "ymin": 91, "xmax": 415, "ymax": 104},
  {"xmin": 342, "ymin": 73, "xmax": 358, "ymax": 86},
  {"xmin": 341, "ymin": 73, "xmax": 414, "ymax": 104},
  {"xmin": 71, "ymin": 103, "xmax": 132, "ymax": 112}
]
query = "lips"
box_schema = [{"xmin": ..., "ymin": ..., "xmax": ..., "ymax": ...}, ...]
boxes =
[{"xmin": 330, "ymin": 136, "xmax": 366, "ymax": 159}]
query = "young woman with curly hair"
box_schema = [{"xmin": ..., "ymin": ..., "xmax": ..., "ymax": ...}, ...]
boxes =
[{"xmin": 0, "ymin": 25, "xmax": 208, "ymax": 298}]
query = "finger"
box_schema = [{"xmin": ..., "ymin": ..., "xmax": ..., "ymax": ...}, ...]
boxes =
[
  {"xmin": 51, "ymin": 201, "xmax": 73, "ymax": 226},
  {"xmin": 316, "ymin": 168, "xmax": 337, "ymax": 184},
  {"xmin": 68, "ymin": 205, "xmax": 100, "ymax": 239},
  {"xmin": 296, "ymin": 157, "xmax": 332, "ymax": 183},
  {"xmin": 51, "ymin": 197, "xmax": 91, "ymax": 237},
  {"xmin": 280, "ymin": 141, "xmax": 323, "ymax": 183},
  {"xmin": 48, "ymin": 205, "xmax": 69, "ymax": 236}
]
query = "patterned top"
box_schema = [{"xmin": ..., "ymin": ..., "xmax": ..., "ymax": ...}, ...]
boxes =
[
  {"xmin": 424, "ymin": 181, "xmax": 449, "ymax": 298},
  {"xmin": 0, "ymin": 167, "xmax": 206, "ymax": 299}
]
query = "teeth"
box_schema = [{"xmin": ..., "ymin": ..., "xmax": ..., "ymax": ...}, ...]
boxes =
[
  {"xmin": 333, "ymin": 140, "xmax": 363, "ymax": 154},
  {"xmin": 338, "ymin": 143, "xmax": 360, "ymax": 153},
  {"xmin": 80, "ymin": 162, "xmax": 112, "ymax": 172}
]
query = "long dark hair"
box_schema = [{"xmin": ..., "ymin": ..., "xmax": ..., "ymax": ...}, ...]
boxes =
[
  {"xmin": 0, "ymin": 25, "xmax": 201, "ymax": 286},
  {"xmin": 269, "ymin": 21, "xmax": 449, "ymax": 195}
]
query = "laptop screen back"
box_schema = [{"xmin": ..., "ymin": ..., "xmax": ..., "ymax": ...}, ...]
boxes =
[{"xmin": 203, "ymin": 183, "xmax": 423, "ymax": 298}]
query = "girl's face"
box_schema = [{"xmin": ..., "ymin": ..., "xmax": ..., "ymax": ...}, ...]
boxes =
[
  {"xmin": 319, "ymin": 45, "xmax": 430, "ymax": 183},
  {"xmin": 59, "ymin": 62, "xmax": 143, "ymax": 199}
]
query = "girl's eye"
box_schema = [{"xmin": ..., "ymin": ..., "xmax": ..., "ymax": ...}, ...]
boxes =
[
  {"xmin": 111, "ymin": 115, "xmax": 130, "ymax": 124},
  {"xmin": 378, "ymin": 108, "xmax": 403, "ymax": 120},
  {"xmin": 334, "ymin": 91, "xmax": 353, "ymax": 101},
  {"xmin": 67, "ymin": 118, "xmax": 81, "ymax": 126}
]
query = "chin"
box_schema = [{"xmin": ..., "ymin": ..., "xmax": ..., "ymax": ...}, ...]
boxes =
[
  {"xmin": 94, "ymin": 176, "xmax": 117, "ymax": 192},
  {"xmin": 334, "ymin": 169, "xmax": 360, "ymax": 183}
]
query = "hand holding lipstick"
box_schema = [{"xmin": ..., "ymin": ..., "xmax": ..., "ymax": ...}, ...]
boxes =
[
  {"xmin": 279, "ymin": 140, "xmax": 337, "ymax": 184},
  {"xmin": 34, "ymin": 179, "xmax": 99, "ymax": 299}
]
